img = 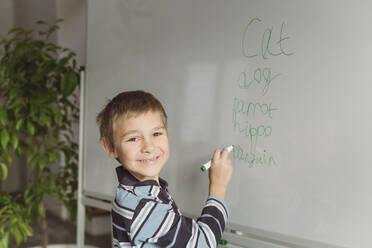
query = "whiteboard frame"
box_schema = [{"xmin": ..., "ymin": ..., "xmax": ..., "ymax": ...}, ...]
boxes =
[
  {"xmin": 77, "ymin": 68, "xmax": 86, "ymax": 247},
  {"xmin": 77, "ymin": 1, "xmax": 361, "ymax": 246}
]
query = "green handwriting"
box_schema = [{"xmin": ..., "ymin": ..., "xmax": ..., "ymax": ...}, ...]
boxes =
[
  {"xmin": 237, "ymin": 67, "xmax": 281, "ymax": 96},
  {"xmin": 233, "ymin": 97, "xmax": 278, "ymax": 119},
  {"xmin": 242, "ymin": 18, "xmax": 295, "ymax": 59},
  {"xmin": 232, "ymin": 144, "xmax": 277, "ymax": 167},
  {"xmin": 232, "ymin": 112, "xmax": 272, "ymax": 155}
]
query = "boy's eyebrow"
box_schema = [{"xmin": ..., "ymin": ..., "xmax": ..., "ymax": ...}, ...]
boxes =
[{"xmin": 153, "ymin": 126, "xmax": 166, "ymax": 131}]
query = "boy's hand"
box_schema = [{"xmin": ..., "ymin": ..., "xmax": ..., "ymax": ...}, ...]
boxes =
[{"xmin": 208, "ymin": 148, "xmax": 233, "ymax": 200}]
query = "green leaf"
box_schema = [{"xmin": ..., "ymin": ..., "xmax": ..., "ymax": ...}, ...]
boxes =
[
  {"xmin": 39, "ymin": 112, "xmax": 52, "ymax": 128},
  {"xmin": 54, "ymin": 111, "xmax": 62, "ymax": 125},
  {"xmin": 36, "ymin": 20, "xmax": 48, "ymax": 26},
  {"xmin": 15, "ymin": 146, "xmax": 23, "ymax": 156},
  {"xmin": 27, "ymin": 121, "xmax": 35, "ymax": 136},
  {"xmin": 0, "ymin": 108, "xmax": 7, "ymax": 126},
  {"xmin": 48, "ymin": 152, "xmax": 59, "ymax": 163},
  {"xmin": 0, "ymin": 163, "xmax": 8, "ymax": 180},
  {"xmin": 29, "ymin": 103, "xmax": 37, "ymax": 119},
  {"xmin": 39, "ymin": 155, "xmax": 47, "ymax": 170},
  {"xmin": 14, "ymin": 103, "xmax": 24, "ymax": 116},
  {"xmin": 7, "ymin": 27, "xmax": 23, "ymax": 35},
  {"xmin": 34, "ymin": 95, "xmax": 52, "ymax": 106},
  {"xmin": 24, "ymin": 189, "xmax": 32, "ymax": 204},
  {"xmin": 11, "ymin": 132, "xmax": 18, "ymax": 150},
  {"xmin": 60, "ymin": 71, "xmax": 78, "ymax": 98},
  {"xmin": 9, "ymin": 100, "xmax": 24, "ymax": 115},
  {"xmin": 39, "ymin": 112, "xmax": 46, "ymax": 125},
  {"xmin": 31, "ymin": 156, "xmax": 40, "ymax": 172},
  {"xmin": 13, "ymin": 227, "xmax": 22, "ymax": 245},
  {"xmin": 48, "ymin": 155, "xmax": 55, "ymax": 164},
  {"xmin": 0, "ymin": 232, "xmax": 9, "ymax": 248},
  {"xmin": 15, "ymin": 119, "xmax": 23, "ymax": 130},
  {"xmin": 19, "ymin": 223, "xmax": 33, "ymax": 237},
  {"xmin": 9, "ymin": 88, "xmax": 18, "ymax": 100},
  {"xmin": 26, "ymin": 154, "xmax": 34, "ymax": 164},
  {"xmin": 2, "ymin": 150, "xmax": 12, "ymax": 164},
  {"xmin": 32, "ymin": 145, "xmax": 39, "ymax": 155},
  {"xmin": 37, "ymin": 203, "xmax": 43, "ymax": 219},
  {"xmin": 45, "ymin": 116, "xmax": 52, "ymax": 128},
  {"xmin": 0, "ymin": 129, "xmax": 10, "ymax": 149}
]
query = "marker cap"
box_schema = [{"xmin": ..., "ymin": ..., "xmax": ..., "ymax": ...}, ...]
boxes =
[{"xmin": 220, "ymin": 239, "xmax": 228, "ymax": 245}]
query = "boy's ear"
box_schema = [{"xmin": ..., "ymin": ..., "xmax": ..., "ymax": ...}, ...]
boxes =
[{"xmin": 100, "ymin": 138, "xmax": 118, "ymax": 159}]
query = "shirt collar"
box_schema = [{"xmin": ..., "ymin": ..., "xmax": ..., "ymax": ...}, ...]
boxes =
[{"xmin": 115, "ymin": 166, "xmax": 168, "ymax": 189}]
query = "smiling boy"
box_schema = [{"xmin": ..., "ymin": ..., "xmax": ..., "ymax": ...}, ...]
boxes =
[{"xmin": 97, "ymin": 90, "xmax": 232, "ymax": 247}]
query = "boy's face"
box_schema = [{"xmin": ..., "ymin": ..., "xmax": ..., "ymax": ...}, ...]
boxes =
[{"xmin": 102, "ymin": 111, "xmax": 169, "ymax": 183}]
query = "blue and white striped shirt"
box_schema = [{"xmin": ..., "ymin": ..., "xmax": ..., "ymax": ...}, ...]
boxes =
[{"xmin": 112, "ymin": 166, "xmax": 229, "ymax": 247}]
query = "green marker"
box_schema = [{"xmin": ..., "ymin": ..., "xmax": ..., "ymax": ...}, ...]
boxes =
[
  {"xmin": 201, "ymin": 145, "xmax": 233, "ymax": 171},
  {"xmin": 220, "ymin": 239, "xmax": 228, "ymax": 245}
]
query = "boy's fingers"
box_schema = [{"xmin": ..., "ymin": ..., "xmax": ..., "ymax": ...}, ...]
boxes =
[
  {"xmin": 212, "ymin": 149, "xmax": 221, "ymax": 162},
  {"xmin": 221, "ymin": 147, "xmax": 230, "ymax": 158}
]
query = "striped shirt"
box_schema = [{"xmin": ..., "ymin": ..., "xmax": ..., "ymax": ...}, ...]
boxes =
[{"xmin": 112, "ymin": 166, "xmax": 229, "ymax": 248}]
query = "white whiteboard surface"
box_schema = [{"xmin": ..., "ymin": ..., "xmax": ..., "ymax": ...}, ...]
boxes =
[{"xmin": 84, "ymin": 1, "xmax": 372, "ymax": 247}]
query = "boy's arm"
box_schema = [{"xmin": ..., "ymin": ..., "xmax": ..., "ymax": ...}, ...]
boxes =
[
  {"xmin": 208, "ymin": 147, "xmax": 233, "ymax": 200},
  {"xmin": 130, "ymin": 148, "xmax": 232, "ymax": 247},
  {"xmin": 130, "ymin": 196, "xmax": 228, "ymax": 247}
]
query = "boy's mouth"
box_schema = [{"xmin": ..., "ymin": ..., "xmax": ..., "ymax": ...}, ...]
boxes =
[{"xmin": 138, "ymin": 155, "xmax": 160, "ymax": 166}]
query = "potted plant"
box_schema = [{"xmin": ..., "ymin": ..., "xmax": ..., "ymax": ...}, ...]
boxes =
[{"xmin": 0, "ymin": 20, "xmax": 80, "ymax": 248}]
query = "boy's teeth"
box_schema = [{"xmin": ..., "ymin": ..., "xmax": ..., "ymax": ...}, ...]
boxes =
[{"xmin": 141, "ymin": 157, "xmax": 156, "ymax": 163}]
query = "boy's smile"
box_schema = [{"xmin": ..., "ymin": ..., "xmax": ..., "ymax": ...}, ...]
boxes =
[{"xmin": 102, "ymin": 111, "xmax": 169, "ymax": 183}]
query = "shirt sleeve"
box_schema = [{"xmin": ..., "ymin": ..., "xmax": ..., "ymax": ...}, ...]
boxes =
[{"xmin": 129, "ymin": 195, "xmax": 229, "ymax": 248}]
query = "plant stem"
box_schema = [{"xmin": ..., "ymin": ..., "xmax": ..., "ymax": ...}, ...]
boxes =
[{"xmin": 42, "ymin": 200, "xmax": 48, "ymax": 248}]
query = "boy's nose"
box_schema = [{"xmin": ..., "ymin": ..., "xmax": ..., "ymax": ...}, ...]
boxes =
[{"xmin": 141, "ymin": 139, "xmax": 155, "ymax": 153}]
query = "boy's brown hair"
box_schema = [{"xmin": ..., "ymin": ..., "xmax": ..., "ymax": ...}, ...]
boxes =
[{"xmin": 96, "ymin": 90, "xmax": 168, "ymax": 152}]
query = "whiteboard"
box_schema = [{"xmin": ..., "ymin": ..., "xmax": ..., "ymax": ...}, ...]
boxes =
[{"xmin": 83, "ymin": 1, "xmax": 372, "ymax": 247}]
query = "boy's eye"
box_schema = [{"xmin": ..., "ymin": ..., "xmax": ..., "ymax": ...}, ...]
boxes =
[
  {"xmin": 127, "ymin": 137, "xmax": 138, "ymax": 142},
  {"xmin": 153, "ymin": 132, "xmax": 163, "ymax": 137}
]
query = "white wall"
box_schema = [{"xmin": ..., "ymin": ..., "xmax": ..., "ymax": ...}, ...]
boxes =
[
  {"xmin": 13, "ymin": 0, "xmax": 57, "ymax": 34},
  {"xmin": 56, "ymin": 0, "xmax": 86, "ymax": 66},
  {"xmin": 0, "ymin": 0, "xmax": 13, "ymax": 36}
]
